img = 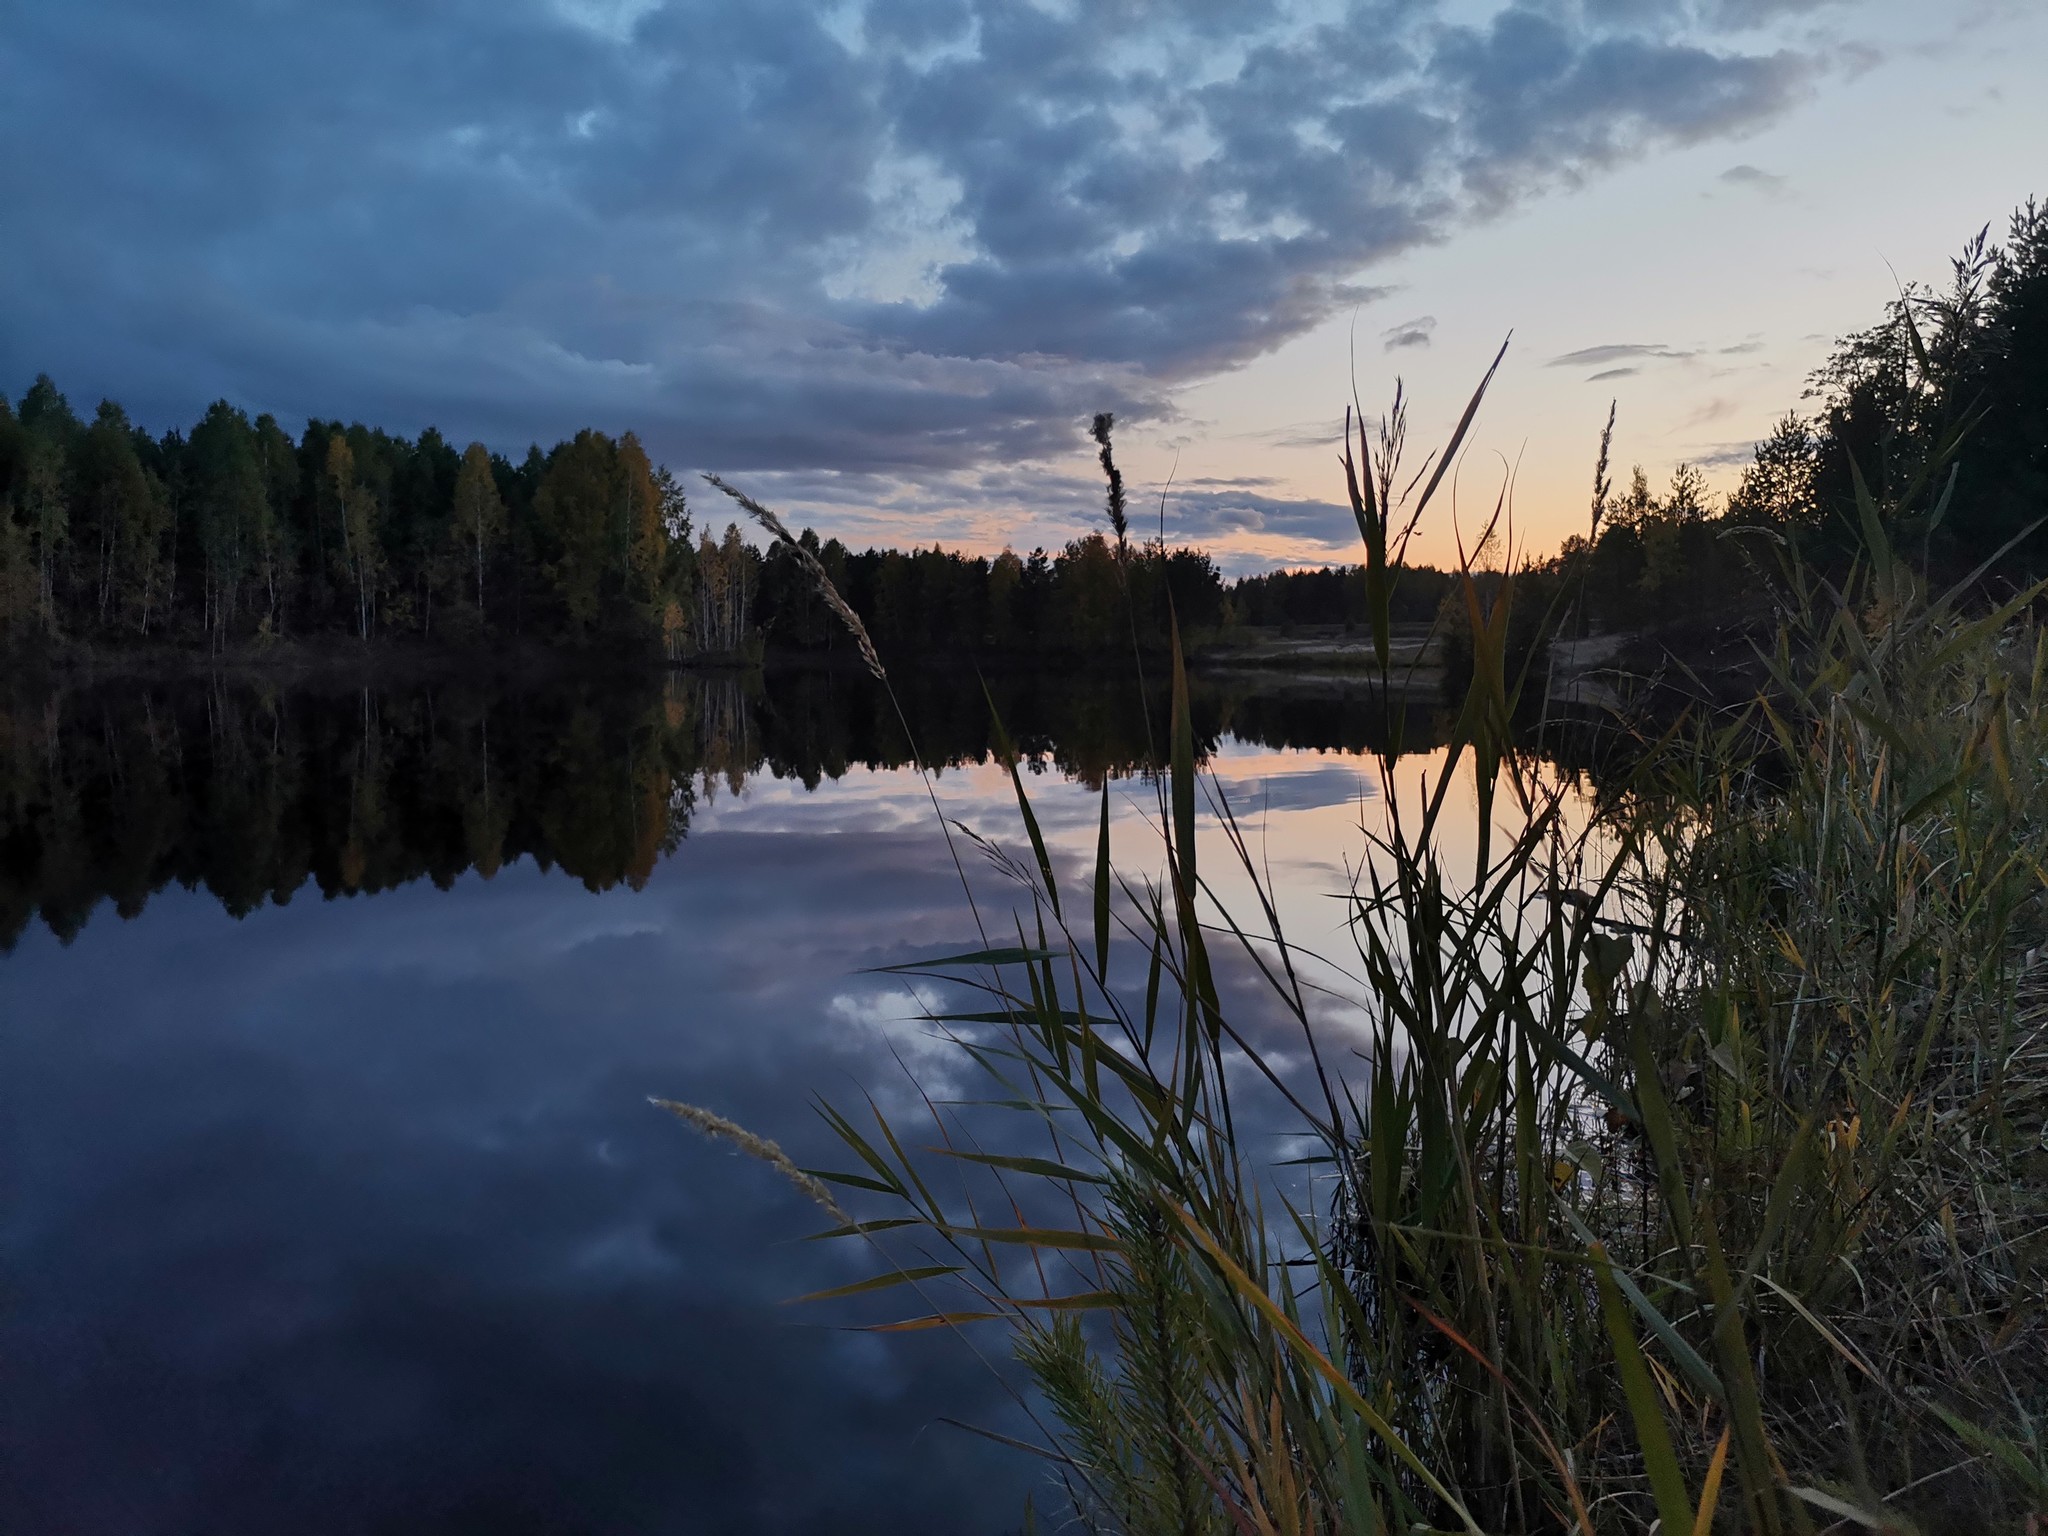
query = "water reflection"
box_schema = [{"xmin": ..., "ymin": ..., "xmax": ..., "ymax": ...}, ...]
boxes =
[
  {"xmin": 1, "ymin": 668, "xmax": 1449, "ymax": 948},
  {"xmin": 1, "ymin": 667, "xmax": 1518, "ymax": 1536}
]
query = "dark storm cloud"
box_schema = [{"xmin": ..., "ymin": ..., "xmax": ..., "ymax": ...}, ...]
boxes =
[
  {"xmin": 2, "ymin": 0, "xmax": 1820, "ymax": 486},
  {"xmin": 1427, "ymin": 10, "xmax": 1804, "ymax": 210}
]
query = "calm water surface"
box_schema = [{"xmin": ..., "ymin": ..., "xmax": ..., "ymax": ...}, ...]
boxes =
[{"xmin": 1, "ymin": 670, "xmax": 1541, "ymax": 1534}]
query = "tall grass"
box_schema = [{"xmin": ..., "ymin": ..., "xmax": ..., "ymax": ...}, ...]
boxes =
[{"xmin": 676, "ymin": 360, "xmax": 2048, "ymax": 1533}]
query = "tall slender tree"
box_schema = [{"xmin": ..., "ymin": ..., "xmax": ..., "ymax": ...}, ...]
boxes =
[
  {"xmin": 325, "ymin": 433, "xmax": 381, "ymax": 639},
  {"xmin": 451, "ymin": 441, "xmax": 506, "ymax": 616},
  {"xmin": 19, "ymin": 430, "xmax": 68, "ymax": 634},
  {"xmin": 533, "ymin": 431, "xmax": 615, "ymax": 635},
  {"xmin": 72, "ymin": 402, "xmax": 160, "ymax": 629},
  {"xmin": 188, "ymin": 402, "xmax": 273, "ymax": 643}
]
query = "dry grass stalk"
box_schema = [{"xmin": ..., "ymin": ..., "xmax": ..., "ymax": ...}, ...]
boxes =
[
  {"xmin": 702, "ymin": 473, "xmax": 887, "ymax": 682},
  {"xmin": 650, "ymin": 1096, "xmax": 850, "ymax": 1223}
]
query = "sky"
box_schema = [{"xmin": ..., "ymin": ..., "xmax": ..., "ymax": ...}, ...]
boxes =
[{"xmin": 4, "ymin": 0, "xmax": 2043, "ymax": 573}]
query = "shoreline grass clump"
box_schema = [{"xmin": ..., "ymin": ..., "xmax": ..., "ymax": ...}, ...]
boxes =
[{"xmin": 667, "ymin": 354, "xmax": 2047, "ymax": 1533}]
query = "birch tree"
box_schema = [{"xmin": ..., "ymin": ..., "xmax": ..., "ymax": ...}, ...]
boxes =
[{"xmin": 452, "ymin": 442, "xmax": 505, "ymax": 616}]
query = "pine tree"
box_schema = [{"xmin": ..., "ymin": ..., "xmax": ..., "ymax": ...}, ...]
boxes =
[
  {"xmin": 20, "ymin": 429, "xmax": 68, "ymax": 634},
  {"xmin": 73, "ymin": 401, "xmax": 160, "ymax": 630},
  {"xmin": 1664, "ymin": 461, "xmax": 1712, "ymax": 523},
  {"xmin": 533, "ymin": 430, "xmax": 615, "ymax": 635},
  {"xmin": 188, "ymin": 402, "xmax": 274, "ymax": 643},
  {"xmin": 1726, "ymin": 413, "xmax": 1819, "ymax": 528},
  {"xmin": 0, "ymin": 394, "xmax": 35, "ymax": 638}
]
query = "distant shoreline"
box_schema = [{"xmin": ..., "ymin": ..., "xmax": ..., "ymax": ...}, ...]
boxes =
[{"xmin": 2, "ymin": 614, "xmax": 1763, "ymax": 715}]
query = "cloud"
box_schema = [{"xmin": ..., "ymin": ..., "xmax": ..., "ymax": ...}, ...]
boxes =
[
  {"xmin": 723, "ymin": 460, "xmax": 1369, "ymax": 575},
  {"xmin": 1243, "ymin": 422, "xmax": 1346, "ymax": 450},
  {"xmin": 826, "ymin": 984, "xmax": 977, "ymax": 1094},
  {"xmin": 1, "ymin": 0, "xmax": 1825, "ymax": 500},
  {"xmin": 1718, "ymin": 162, "xmax": 1788, "ymax": 193},
  {"xmin": 1587, "ymin": 366, "xmax": 1639, "ymax": 381},
  {"xmin": 1160, "ymin": 487, "xmax": 1360, "ymax": 557},
  {"xmin": 1381, "ymin": 315, "xmax": 1437, "ymax": 351},
  {"xmin": 1689, "ymin": 438, "xmax": 1766, "ymax": 469},
  {"xmin": 1679, "ymin": 395, "xmax": 1741, "ymax": 429},
  {"xmin": 1548, "ymin": 343, "xmax": 1698, "ymax": 368}
]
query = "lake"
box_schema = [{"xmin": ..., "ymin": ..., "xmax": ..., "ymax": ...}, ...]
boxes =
[{"xmin": 0, "ymin": 666, "xmax": 1560, "ymax": 1534}]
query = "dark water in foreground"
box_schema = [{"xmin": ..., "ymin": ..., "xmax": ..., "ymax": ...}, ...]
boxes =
[{"xmin": 1, "ymin": 668, "xmax": 1499, "ymax": 1534}]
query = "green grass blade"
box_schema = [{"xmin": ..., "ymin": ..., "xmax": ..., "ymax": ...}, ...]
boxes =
[
  {"xmin": 794, "ymin": 1264, "xmax": 965, "ymax": 1304},
  {"xmin": 1593, "ymin": 1243, "xmax": 1697, "ymax": 1535},
  {"xmin": 1093, "ymin": 781, "xmax": 1111, "ymax": 983}
]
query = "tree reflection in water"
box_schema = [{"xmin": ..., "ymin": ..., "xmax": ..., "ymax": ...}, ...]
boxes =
[{"xmin": 0, "ymin": 666, "xmax": 1459, "ymax": 950}]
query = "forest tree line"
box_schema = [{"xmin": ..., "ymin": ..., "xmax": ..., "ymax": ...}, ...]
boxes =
[
  {"xmin": 0, "ymin": 370, "xmax": 1451, "ymax": 668},
  {"xmin": 0, "ymin": 393, "xmax": 694, "ymax": 654},
  {"xmin": 0, "ymin": 379, "xmax": 1242, "ymax": 664}
]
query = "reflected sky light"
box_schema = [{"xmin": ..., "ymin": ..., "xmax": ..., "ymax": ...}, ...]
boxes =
[{"xmin": 5, "ymin": 706, "xmax": 1591, "ymax": 1534}]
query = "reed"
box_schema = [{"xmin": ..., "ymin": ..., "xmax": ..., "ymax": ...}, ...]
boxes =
[{"xmin": 684, "ymin": 357, "xmax": 2047, "ymax": 1533}]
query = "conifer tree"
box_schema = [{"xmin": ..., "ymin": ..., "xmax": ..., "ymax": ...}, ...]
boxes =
[
  {"xmin": 533, "ymin": 430, "xmax": 616, "ymax": 635},
  {"xmin": 188, "ymin": 402, "xmax": 273, "ymax": 642},
  {"xmin": 19, "ymin": 429, "xmax": 68, "ymax": 634},
  {"xmin": 73, "ymin": 402, "xmax": 159, "ymax": 629},
  {"xmin": 1726, "ymin": 413, "xmax": 1819, "ymax": 527}
]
